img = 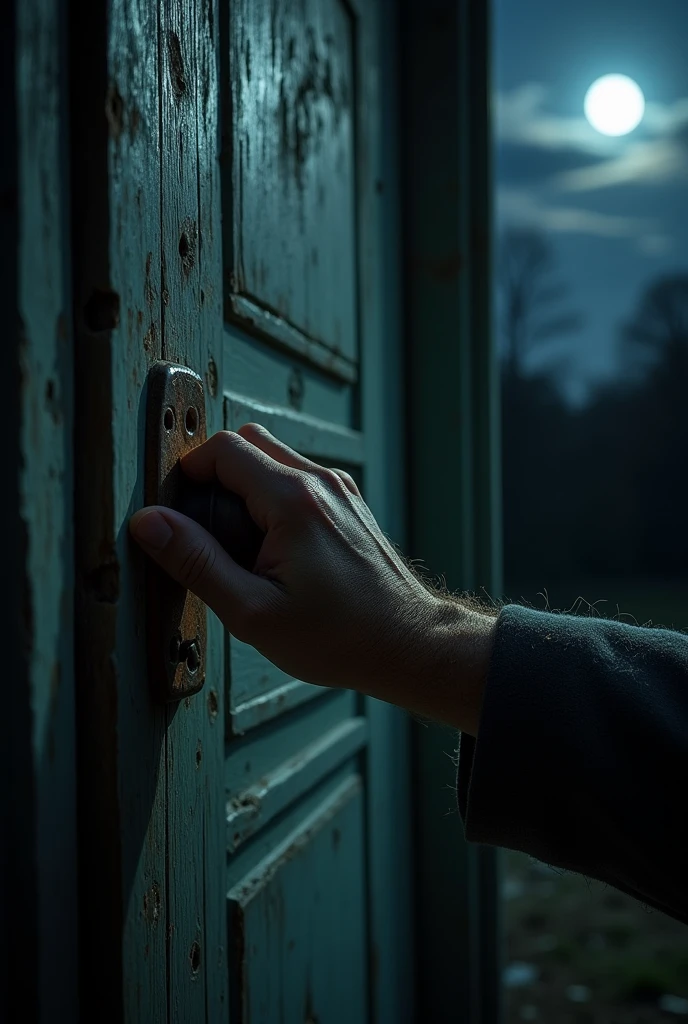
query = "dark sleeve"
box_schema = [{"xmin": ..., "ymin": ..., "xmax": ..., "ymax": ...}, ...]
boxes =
[{"xmin": 457, "ymin": 603, "xmax": 688, "ymax": 925}]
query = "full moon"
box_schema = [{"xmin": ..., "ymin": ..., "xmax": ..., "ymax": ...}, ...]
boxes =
[{"xmin": 584, "ymin": 74, "xmax": 645, "ymax": 136}]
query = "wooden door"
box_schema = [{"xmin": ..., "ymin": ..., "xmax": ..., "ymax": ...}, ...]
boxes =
[{"xmin": 71, "ymin": 0, "xmax": 413, "ymax": 1022}]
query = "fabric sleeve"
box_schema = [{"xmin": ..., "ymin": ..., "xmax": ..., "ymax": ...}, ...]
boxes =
[{"xmin": 457, "ymin": 603, "xmax": 688, "ymax": 924}]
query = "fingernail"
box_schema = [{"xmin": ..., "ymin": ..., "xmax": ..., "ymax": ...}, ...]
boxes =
[{"xmin": 130, "ymin": 510, "xmax": 173, "ymax": 550}]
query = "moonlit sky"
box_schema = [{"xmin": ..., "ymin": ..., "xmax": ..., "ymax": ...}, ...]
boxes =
[{"xmin": 494, "ymin": 0, "xmax": 688, "ymax": 404}]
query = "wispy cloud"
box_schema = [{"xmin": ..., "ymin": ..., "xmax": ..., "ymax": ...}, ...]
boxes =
[
  {"xmin": 496, "ymin": 84, "xmax": 688, "ymax": 192},
  {"xmin": 497, "ymin": 187, "xmax": 672, "ymax": 255}
]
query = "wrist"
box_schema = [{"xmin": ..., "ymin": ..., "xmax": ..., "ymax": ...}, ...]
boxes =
[{"xmin": 364, "ymin": 593, "xmax": 498, "ymax": 735}]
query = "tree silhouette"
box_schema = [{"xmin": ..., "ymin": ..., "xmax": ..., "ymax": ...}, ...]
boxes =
[
  {"xmin": 619, "ymin": 273, "xmax": 688, "ymax": 387},
  {"xmin": 498, "ymin": 227, "xmax": 583, "ymax": 380}
]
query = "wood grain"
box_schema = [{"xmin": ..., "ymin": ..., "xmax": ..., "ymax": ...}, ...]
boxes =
[
  {"xmin": 9, "ymin": 0, "xmax": 78, "ymax": 1018},
  {"xmin": 160, "ymin": 0, "xmax": 228, "ymax": 1016},
  {"xmin": 224, "ymin": 0, "xmax": 358, "ymax": 370}
]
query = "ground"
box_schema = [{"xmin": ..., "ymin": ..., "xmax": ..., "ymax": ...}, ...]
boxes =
[{"xmin": 504, "ymin": 850, "xmax": 688, "ymax": 1022}]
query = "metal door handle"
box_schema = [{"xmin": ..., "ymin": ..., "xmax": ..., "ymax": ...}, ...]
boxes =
[{"xmin": 174, "ymin": 477, "xmax": 264, "ymax": 572}]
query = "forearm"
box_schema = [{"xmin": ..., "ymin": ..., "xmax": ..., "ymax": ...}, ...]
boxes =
[
  {"xmin": 359, "ymin": 596, "xmax": 499, "ymax": 736},
  {"xmin": 458, "ymin": 604, "xmax": 688, "ymax": 925}
]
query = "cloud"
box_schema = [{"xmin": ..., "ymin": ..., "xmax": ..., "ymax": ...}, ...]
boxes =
[
  {"xmin": 496, "ymin": 84, "xmax": 688, "ymax": 193},
  {"xmin": 497, "ymin": 187, "xmax": 672, "ymax": 255},
  {"xmin": 495, "ymin": 84, "xmax": 611, "ymax": 155},
  {"xmin": 554, "ymin": 137, "xmax": 688, "ymax": 192}
]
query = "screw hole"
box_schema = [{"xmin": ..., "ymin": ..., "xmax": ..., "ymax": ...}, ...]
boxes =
[
  {"xmin": 180, "ymin": 638, "xmax": 201, "ymax": 673},
  {"xmin": 185, "ymin": 406, "xmax": 199, "ymax": 435},
  {"xmin": 163, "ymin": 407, "xmax": 175, "ymax": 431}
]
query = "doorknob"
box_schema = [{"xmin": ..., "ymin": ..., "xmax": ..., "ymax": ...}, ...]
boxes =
[
  {"xmin": 144, "ymin": 361, "xmax": 264, "ymax": 703},
  {"xmin": 174, "ymin": 477, "xmax": 264, "ymax": 572}
]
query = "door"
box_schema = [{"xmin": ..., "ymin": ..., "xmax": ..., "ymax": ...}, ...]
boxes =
[{"xmin": 71, "ymin": 0, "xmax": 413, "ymax": 1022}]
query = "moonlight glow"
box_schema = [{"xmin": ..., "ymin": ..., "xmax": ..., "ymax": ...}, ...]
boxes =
[{"xmin": 584, "ymin": 74, "xmax": 645, "ymax": 136}]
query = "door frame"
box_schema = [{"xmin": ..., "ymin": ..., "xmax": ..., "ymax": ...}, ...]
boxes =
[{"xmin": 400, "ymin": 0, "xmax": 504, "ymax": 1020}]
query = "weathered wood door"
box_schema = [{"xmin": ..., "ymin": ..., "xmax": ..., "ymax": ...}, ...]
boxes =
[{"xmin": 72, "ymin": 0, "xmax": 413, "ymax": 1022}]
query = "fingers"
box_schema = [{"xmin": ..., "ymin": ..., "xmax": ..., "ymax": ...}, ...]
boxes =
[
  {"xmin": 238, "ymin": 424, "xmax": 362, "ymax": 497},
  {"xmin": 179, "ymin": 430, "xmax": 299, "ymax": 530},
  {"xmin": 128, "ymin": 505, "xmax": 265, "ymax": 630},
  {"xmin": 237, "ymin": 422, "xmax": 317, "ymax": 473}
]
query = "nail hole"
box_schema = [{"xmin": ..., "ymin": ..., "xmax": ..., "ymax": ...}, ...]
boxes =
[
  {"xmin": 163, "ymin": 407, "xmax": 175, "ymax": 431},
  {"xmin": 189, "ymin": 941, "xmax": 201, "ymax": 973},
  {"xmin": 185, "ymin": 406, "xmax": 198, "ymax": 435},
  {"xmin": 84, "ymin": 288, "xmax": 121, "ymax": 332},
  {"xmin": 207, "ymin": 689, "xmax": 218, "ymax": 720}
]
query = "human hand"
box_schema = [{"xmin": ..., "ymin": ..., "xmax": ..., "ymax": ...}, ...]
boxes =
[{"xmin": 129, "ymin": 424, "xmax": 496, "ymax": 730}]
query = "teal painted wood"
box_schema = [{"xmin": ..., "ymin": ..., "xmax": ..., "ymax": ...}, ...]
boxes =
[
  {"xmin": 401, "ymin": 0, "xmax": 503, "ymax": 1019},
  {"xmin": 359, "ymin": 0, "xmax": 416, "ymax": 1020},
  {"xmin": 228, "ymin": 776, "xmax": 367, "ymax": 1024},
  {"xmin": 225, "ymin": 0, "xmax": 359, "ymax": 371},
  {"xmin": 74, "ymin": 0, "xmax": 228, "ymax": 1017},
  {"xmin": 6, "ymin": 0, "xmax": 78, "ymax": 1019},
  {"xmin": 220, "ymin": 1, "xmax": 414, "ymax": 1021},
  {"xmin": 159, "ymin": 0, "xmax": 228, "ymax": 1017},
  {"xmin": 226, "ymin": 694, "xmax": 366, "ymax": 852},
  {"xmin": 71, "ymin": 0, "xmax": 168, "ymax": 1018},
  {"xmin": 224, "ymin": 326, "xmax": 355, "ymax": 425}
]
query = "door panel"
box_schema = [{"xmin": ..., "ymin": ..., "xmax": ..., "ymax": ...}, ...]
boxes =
[
  {"xmin": 225, "ymin": 328, "xmax": 355, "ymax": 424},
  {"xmin": 221, "ymin": 1, "xmax": 415, "ymax": 1020},
  {"xmin": 226, "ymin": 0, "xmax": 358, "ymax": 374},
  {"xmin": 228, "ymin": 776, "xmax": 367, "ymax": 1024},
  {"xmin": 226, "ymin": 693, "xmax": 366, "ymax": 853}
]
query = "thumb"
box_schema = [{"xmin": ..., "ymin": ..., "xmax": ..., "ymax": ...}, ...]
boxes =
[{"xmin": 129, "ymin": 505, "xmax": 259, "ymax": 626}]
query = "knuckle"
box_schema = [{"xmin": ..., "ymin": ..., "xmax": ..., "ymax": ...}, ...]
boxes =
[
  {"xmin": 215, "ymin": 428, "xmax": 240, "ymax": 448},
  {"xmin": 237, "ymin": 421, "xmax": 265, "ymax": 439},
  {"xmin": 317, "ymin": 466, "xmax": 342, "ymax": 488},
  {"xmin": 331, "ymin": 467, "xmax": 359, "ymax": 495},
  {"xmin": 178, "ymin": 541, "xmax": 217, "ymax": 590}
]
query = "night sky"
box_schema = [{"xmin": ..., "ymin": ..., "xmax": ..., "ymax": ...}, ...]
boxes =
[{"xmin": 494, "ymin": 0, "xmax": 688, "ymax": 404}]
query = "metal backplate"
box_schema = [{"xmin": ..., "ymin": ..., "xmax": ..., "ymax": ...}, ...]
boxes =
[{"xmin": 145, "ymin": 361, "xmax": 208, "ymax": 702}]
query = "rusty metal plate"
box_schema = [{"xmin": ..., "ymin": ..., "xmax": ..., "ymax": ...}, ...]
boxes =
[{"xmin": 145, "ymin": 361, "xmax": 208, "ymax": 702}]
